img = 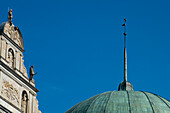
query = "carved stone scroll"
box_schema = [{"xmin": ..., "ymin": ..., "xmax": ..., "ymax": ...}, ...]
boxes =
[
  {"xmin": 3, "ymin": 22, "xmax": 24, "ymax": 49},
  {"xmin": 1, "ymin": 80, "xmax": 20, "ymax": 105}
]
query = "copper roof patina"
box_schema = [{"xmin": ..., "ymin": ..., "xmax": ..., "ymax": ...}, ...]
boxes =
[
  {"xmin": 66, "ymin": 19, "xmax": 170, "ymax": 113},
  {"xmin": 66, "ymin": 91, "xmax": 170, "ymax": 113}
]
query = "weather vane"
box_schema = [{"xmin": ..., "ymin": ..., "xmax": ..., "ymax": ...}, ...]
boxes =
[{"xmin": 122, "ymin": 18, "xmax": 127, "ymax": 82}]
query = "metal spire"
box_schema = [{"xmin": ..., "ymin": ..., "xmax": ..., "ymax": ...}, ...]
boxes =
[
  {"xmin": 122, "ymin": 19, "xmax": 127, "ymax": 82},
  {"xmin": 118, "ymin": 19, "xmax": 133, "ymax": 91}
]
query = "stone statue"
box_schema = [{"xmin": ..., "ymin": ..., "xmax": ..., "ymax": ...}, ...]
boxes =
[
  {"xmin": 21, "ymin": 93, "xmax": 27, "ymax": 113},
  {"xmin": 8, "ymin": 49, "xmax": 14, "ymax": 68},
  {"xmin": 8, "ymin": 9, "xmax": 13, "ymax": 26},
  {"xmin": 29, "ymin": 65, "xmax": 37, "ymax": 82}
]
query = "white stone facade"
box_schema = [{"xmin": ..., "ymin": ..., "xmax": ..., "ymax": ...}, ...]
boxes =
[{"xmin": 0, "ymin": 13, "xmax": 41, "ymax": 113}]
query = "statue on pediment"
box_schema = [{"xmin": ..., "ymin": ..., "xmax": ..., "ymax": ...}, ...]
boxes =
[
  {"xmin": 8, "ymin": 9, "xmax": 13, "ymax": 26},
  {"xmin": 0, "ymin": 9, "xmax": 24, "ymax": 49},
  {"xmin": 29, "ymin": 65, "xmax": 37, "ymax": 82}
]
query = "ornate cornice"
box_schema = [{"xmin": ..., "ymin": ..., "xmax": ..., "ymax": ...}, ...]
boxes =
[
  {"xmin": 0, "ymin": 96, "xmax": 21, "ymax": 112},
  {"xmin": 1, "ymin": 32, "xmax": 24, "ymax": 52},
  {"xmin": 0, "ymin": 60, "xmax": 39, "ymax": 92}
]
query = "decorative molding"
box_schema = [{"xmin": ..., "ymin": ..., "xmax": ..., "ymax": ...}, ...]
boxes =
[
  {"xmin": 1, "ymin": 33, "xmax": 24, "ymax": 53},
  {"xmin": 0, "ymin": 56, "xmax": 28, "ymax": 81},
  {"xmin": 0, "ymin": 95, "xmax": 21, "ymax": 112},
  {"xmin": 1, "ymin": 80, "xmax": 20, "ymax": 105},
  {"xmin": 0, "ymin": 60, "xmax": 39, "ymax": 92},
  {"xmin": 0, "ymin": 56, "xmax": 9, "ymax": 63},
  {"xmin": 14, "ymin": 68, "xmax": 28, "ymax": 80},
  {"xmin": 0, "ymin": 104, "xmax": 12, "ymax": 113}
]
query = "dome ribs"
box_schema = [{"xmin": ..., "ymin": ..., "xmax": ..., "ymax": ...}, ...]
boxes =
[
  {"xmin": 150, "ymin": 93, "xmax": 170, "ymax": 111},
  {"xmin": 103, "ymin": 91, "xmax": 114, "ymax": 113},
  {"xmin": 86, "ymin": 91, "xmax": 111, "ymax": 113},
  {"xmin": 85, "ymin": 93, "xmax": 102, "ymax": 113},
  {"xmin": 128, "ymin": 91, "xmax": 153, "ymax": 112},
  {"xmin": 66, "ymin": 102, "xmax": 82, "ymax": 113},
  {"xmin": 140, "ymin": 91, "xmax": 155, "ymax": 113},
  {"xmin": 146, "ymin": 92, "xmax": 170, "ymax": 112},
  {"xmin": 157, "ymin": 96, "xmax": 170, "ymax": 109},
  {"xmin": 105, "ymin": 91, "xmax": 129, "ymax": 112},
  {"xmin": 126, "ymin": 91, "xmax": 132, "ymax": 113},
  {"xmin": 67, "ymin": 91, "xmax": 170, "ymax": 113},
  {"xmin": 69, "ymin": 94, "xmax": 100, "ymax": 113}
]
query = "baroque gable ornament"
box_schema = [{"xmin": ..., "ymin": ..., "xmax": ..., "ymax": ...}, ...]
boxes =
[
  {"xmin": 3, "ymin": 22, "xmax": 24, "ymax": 49},
  {"xmin": 0, "ymin": 9, "xmax": 24, "ymax": 50},
  {"xmin": 0, "ymin": 9, "xmax": 41, "ymax": 113}
]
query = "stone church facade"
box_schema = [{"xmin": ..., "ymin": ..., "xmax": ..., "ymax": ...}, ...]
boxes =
[{"xmin": 0, "ymin": 9, "xmax": 41, "ymax": 113}]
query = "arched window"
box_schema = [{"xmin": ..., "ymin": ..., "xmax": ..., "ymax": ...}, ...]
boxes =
[
  {"xmin": 21, "ymin": 91, "xmax": 28, "ymax": 113},
  {"xmin": 8, "ymin": 48, "xmax": 14, "ymax": 68}
]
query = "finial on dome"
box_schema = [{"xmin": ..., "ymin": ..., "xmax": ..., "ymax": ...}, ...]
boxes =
[
  {"xmin": 122, "ymin": 18, "xmax": 127, "ymax": 82},
  {"xmin": 118, "ymin": 19, "xmax": 133, "ymax": 91},
  {"xmin": 8, "ymin": 9, "xmax": 13, "ymax": 26}
]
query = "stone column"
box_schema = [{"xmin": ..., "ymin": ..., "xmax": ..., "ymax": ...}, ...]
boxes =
[
  {"xmin": 19, "ymin": 54, "xmax": 23, "ymax": 72},
  {"xmin": 1, "ymin": 38, "xmax": 6, "ymax": 58},
  {"xmin": 27, "ymin": 98, "xmax": 29, "ymax": 113},
  {"xmin": 31, "ymin": 96, "xmax": 34, "ymax": 113},
  {"xmin": 0, "ymin": 71, "xmax": 2, "ymax": 93},
  {"xmin": 0, "ymin": 38, "xmax": 2, "ymax": 56},
  {"xmin": 13, "ymin": 50, "xmax": 17, "ymax": 69},
  {"xmin": 15, "ymin": 51, "xmax": 20, "ymax": 70},
  {"xmin": 5, "ymin": 42, "xmax": 8, "ymax": 60}
]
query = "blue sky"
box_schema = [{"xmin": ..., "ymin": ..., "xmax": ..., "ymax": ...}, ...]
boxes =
[{"xmin": 0, "ymin": 0, "xmax": 170, "ymax": 112}]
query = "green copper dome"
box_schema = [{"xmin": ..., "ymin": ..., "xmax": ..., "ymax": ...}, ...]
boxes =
[
  {"xmin": 66, "ymin": 20, "xmax": 170, "ymax": 113},
  {"xmin": 66, "ymin": 91, "xmax": 170, "ymax": 113}
]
